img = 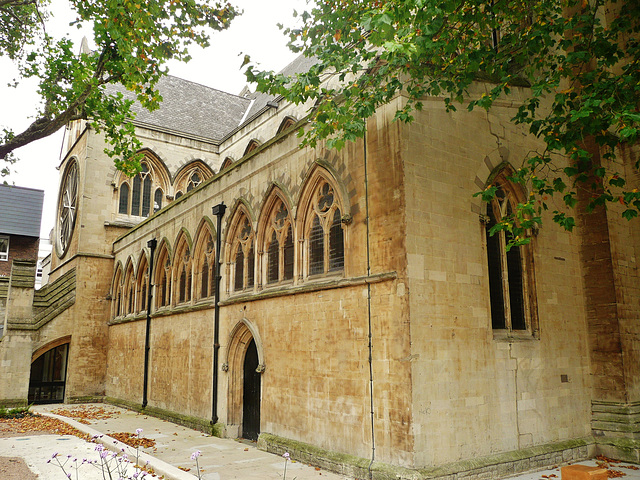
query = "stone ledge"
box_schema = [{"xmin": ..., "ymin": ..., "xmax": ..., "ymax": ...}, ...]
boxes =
[{"xmin": 258, "ymin": 432, "xmax": 595, "ymax": 480}]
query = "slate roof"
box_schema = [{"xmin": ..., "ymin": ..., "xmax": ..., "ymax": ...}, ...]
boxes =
[
  {"xmin": 106, "ymin": 76, "xmax": 252, "ymax": 142},
  {"xmin": 241, "ymin": 55, "xmax": 318, "ymax": 123},
  {"xmin": 0, "ymin": 185, "xmax": 44, "ymax": 238},
  {"xmin": 104, "ymin": 54, "xmax": 317, "ymax": 142}
]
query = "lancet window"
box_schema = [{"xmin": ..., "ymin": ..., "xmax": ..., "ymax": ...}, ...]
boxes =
[
  {"xmin": 174, "ymin": 163, "xmax": 212, "ymax": 199},
  {"xmin": 111, "ymin": 266, "xmax": 123, "ymax": 319},
  {"xmin": 136, "ymin": 255, "xmax": 149, "ymax": 313},
  {"xmin": 484, "ymin": 171, "xmax": 537, "ymax": 334},
  {"xmin": 122, "ymin": 262, "xmax": 135, "ymax": 315}
]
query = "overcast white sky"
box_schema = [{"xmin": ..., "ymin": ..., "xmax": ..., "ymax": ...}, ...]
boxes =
[{"xmin": 0, "ymin": 0, "xmax": 307, "ymax": 239}]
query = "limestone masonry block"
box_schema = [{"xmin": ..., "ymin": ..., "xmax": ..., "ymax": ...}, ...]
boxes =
[{"xmin": 561, "ymin": 465, "xmax": 608, "ymax": 480}]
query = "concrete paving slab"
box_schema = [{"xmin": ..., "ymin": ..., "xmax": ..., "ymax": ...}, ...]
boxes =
[{"xmin": 4, "ymin": 404, "xmax": 636, "ymax": 480}]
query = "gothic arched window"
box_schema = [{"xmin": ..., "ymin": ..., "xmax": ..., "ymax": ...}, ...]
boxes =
[
  {"xmin": 484, "ymin": 171, "xmax": 537, "ymax": 335},
  {"xmin": 136, "ymin": 254, "xmax": 149, "ymax": 313},
  {"xmin": 194, "ymin": 226, "xmax": 216, "ymax": 300},
  {"xmin": 261, "ymin": 196, "xmax": 294, "ymax": 285},
  {"xmin": 116, "ymin": 155, "xmax": 169, "ymax": 219},
  {"xmin": 229, "ymin": 211, "xmax": 255, "ymax": 293},
  {"xmin": 111, "ymin": 265, "xmax": 123, "ymax": 319},
  {"xmin": 303, "ymin": 179, "xmax": 344, "ymax": 276},
  {"xmin": 173, "ymin": 234, "xmax": 192, "ymax": 305},
  {"xmin": 123, "ymin": 262, "xmax": 135, "ymax": 315},
  {"xmin": 155, "ymin": 244, "xmax": 172, "ymax": 308},
  {"xmin": 173, "ymin": 162, "xmax": 213, "ymax": 199}
]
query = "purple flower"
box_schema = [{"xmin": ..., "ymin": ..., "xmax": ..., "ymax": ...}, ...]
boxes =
[
  {"xmin": 51, "ymin": 452, "xmax": 59, "ymax": 458},
  {"xmin": 191, "ymin": 450, "xmax": 201, "ymax": 460},
  {"xmin": 136, "ymin": 428, "xmax": 143, "ymax": 436},
  {"xmin": 283, "ymin": 452, "xmax": 290, "ymax": 459}
]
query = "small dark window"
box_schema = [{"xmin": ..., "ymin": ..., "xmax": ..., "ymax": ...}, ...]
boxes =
[
  {"xmin": 247, "ymin": 244, "xmax": 255, "ymax": 288},
  {"xmin": 119, "ymin": 184, "xmax": 129, "ymax": 214},
  {"xmin": 329, "ymin": 209, "xmax": 344, "ymax": 272},
  {"xmin": 201, "ymin": 258, "xmax": 209, "ymax": 298},
  {"xmin": 309, "ymin": 215, "xmax": 324, "ymax": 275},
  {"xmin": 235, "ymin": 248, "xmax": 244, "ymax": 291},
  {"xmin": 179, "ymin": 265, "xmax": 187, "ymax": 303},
  {"xmin": 284, "ymin": 225, "xmax": 294, "ymax": 280},
  {"xmin": 154, "ymin": 189, "xmax": 163, "ymax": 212},
  {"xmin": 140, "ymin": 282, "xmax": 147, "ymax": 311},
  {"xmin": 132, "ymin": 175, "xmax": 141, "ymax": 215},
  {"xmin": 267, "ymin": 231, "xmax": 279, "ymax": 284},
  {"xmin": 175, "ymin": 191, "xmax": 183, "ymax": 199},
  {"xmin": 486, "ymin": 206, "xmax": 505, "ymax": 329}
]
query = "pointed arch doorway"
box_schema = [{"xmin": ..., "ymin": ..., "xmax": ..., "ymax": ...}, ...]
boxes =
[
  {"xmin": 242, "ymin": 338, "xmax": 260, "ymax": 440},
  {"xmin": 226, "ymin": 319, "xmax": 264, "ymax": 441}
]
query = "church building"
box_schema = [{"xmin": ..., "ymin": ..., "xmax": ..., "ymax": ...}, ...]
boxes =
[{"xmin": 1, "ymin": 55, "xmax": 639, "ymax": 479}]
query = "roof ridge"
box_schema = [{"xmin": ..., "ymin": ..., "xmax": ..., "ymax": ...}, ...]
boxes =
[{"xmin": 162, "ymin": 74, "xmax": 247, "ymax": 101}]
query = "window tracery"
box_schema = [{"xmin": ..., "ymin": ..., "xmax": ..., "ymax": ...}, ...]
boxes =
[
  {"xmin": 173, "ymin": 235, "xmax": 192, "ymax": 304},
  {"xmin": 194, "ymin": 227, "xmax": 216, "ymax": 300},
  {"xmin": 484, "ymin": 171, "xmax": 537, "ymax": 335},
  {"xmin": 122, "ymin": 262, "xmax": 135, "ymax": 316},
  {"xmin": 304, "ymin": 179, "xmax": 344, "ymax": 276},
  {"xmin": 174, "ymin": 162, "xmax": 213, "ymax": 199},
  {"xmin": 116, "ymin": 155, "xmax": 169, "ymax": 219},
  {"xmin": 111, "ymin": 266, "xmax": 123, "ymax": 319},
  {"xmin": 229, "ymin": 211, "xmax": 255, "ymax": 293},
  {"xmin": 261, "ymin": 197, "xmax": 294, "ymax": 285},
  {"xmin": 155, "ymin": 244, "xmax": 172, "ymax": 308},
  {"xmin": 136, "ymin": 255, "xmax": 149, "ymax": 313}
]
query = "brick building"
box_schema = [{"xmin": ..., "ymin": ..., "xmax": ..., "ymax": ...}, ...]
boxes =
[
  {"xmin": 0, "ymin": 55, "xmax": 638, "ymax": 479},
  {"xmin": 0, "ymin": 185, "xmax": 43, "ymax": 277}
]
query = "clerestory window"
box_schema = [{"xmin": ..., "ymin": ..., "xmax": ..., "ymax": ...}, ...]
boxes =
[{"xmin": 118, "ymin": 162, "xmax": 164, "ymax": 217}]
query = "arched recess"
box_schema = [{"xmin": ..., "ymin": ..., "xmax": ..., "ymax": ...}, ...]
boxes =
[
  {"xmin": 276, "ymin": 116, "xmax": 297, "ymax": 135},
  {"xmin": 220, "ymin": 157, "xmax": 234, "ymax": 171},
  {"xmin": 173, "ymin": 160, "xmax": 214, "ymax": 199},
  {"xmin": 136, "ymin": 251, "xmax": 149, "ymax": 313},
  {"xmin": 224, "ymin": 318, "xmax": 265, "ymax": 428},
  {"xmin": 122, "ymin": 257, "xmax": 136, "ymax": 316},
  {"xmin": 28, "ymin": 336, "xmax": 71, "ymax": 404},
  {"xmin": 225, "ymin": 201, "xmax": 256, "ymax": 294},
  {"xmin": 111, "ymin": 262, "xmax": 124, "ymax": 319},
  {"xmin": 243, "ymin": 139, "xmax": 261, "ymax": 156}
]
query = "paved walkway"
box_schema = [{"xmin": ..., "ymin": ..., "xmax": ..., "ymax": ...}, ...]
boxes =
[{"xmin": 0, "ymin": 403, "xmax": 637, "ymax": 480}]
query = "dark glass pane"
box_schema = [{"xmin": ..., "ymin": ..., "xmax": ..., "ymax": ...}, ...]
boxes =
[
  {"xmin": 141, "ymin": 282, "xmax": 146, "ymax": 311},
  {"xmin": 132, "ymin": 176, "xmax": 141, "ymax": 215},
  {"xmin": 247, "ymin": 243, "xmax": 255, "ymax": 288},
  {"xmin": 179, "ymin": 266, "xmax": 187, "ymax": 302},
  {"xmin": 309, "ymin": 215, "xmax": 324, "ymax": 275},
  {"xmin": 128, "ymin": 287, "xmax": 133, "ymax": 313},
  {"xmin": 486, "ymin": 205, "xmax": 506, "ymax": 329},
  {"xmin": 283, "ymin": 225, "xmax": 294, "ymax": 280},
  {"xmin": 154, "ymin": 189, "xmax": 163, "ymax": 212},
  {"xmin": 52, "ymin": 345, "xmax": 67, "ymax": 382},
  {"xmin": 210, "ymin": 257, "xmax": 216, "ymax": 296},
  {"xmin": 161, "ymin": 274, "xmax": 168, "ymax": 306},
  {"xmin": 267, "ymin": 231, "xmax": 279, "ymax": 284},
  {"xmin": 507, "ymin": 243, "xmax": 527, "ymax": 330},
  {"xmin": 119, "ymin": 184, "xmax": 129, "ymax": 214},
  {"xmin": 176, "ymin": 191, "xmax": 183, "ymax": 199},
  {"xmin": 142, "ymin": 175, "xmax": 152, "ymax": 217},
  {"xmin": 329, "ymin": 209, "xmax": 344, "ymax": 271},
  {"xmin": 201, "ymin": 259, "xmax": 209, "ymax": 298},
  {"xmin": 235, "ymin": 248, "xmax": 244, "ymax": 291}
]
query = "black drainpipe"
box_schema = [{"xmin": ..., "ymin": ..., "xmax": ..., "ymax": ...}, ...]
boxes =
[
  {"xmin": 363, "ymin": 130, "xmax": 376, "ymax": 479},
  {"xmin": 142, "ymin": 238, "xmax": 157, "ymax": 408},
  {"xmin": 211, "ymin": 202, "xmax": 226, "ymax": 427}
]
